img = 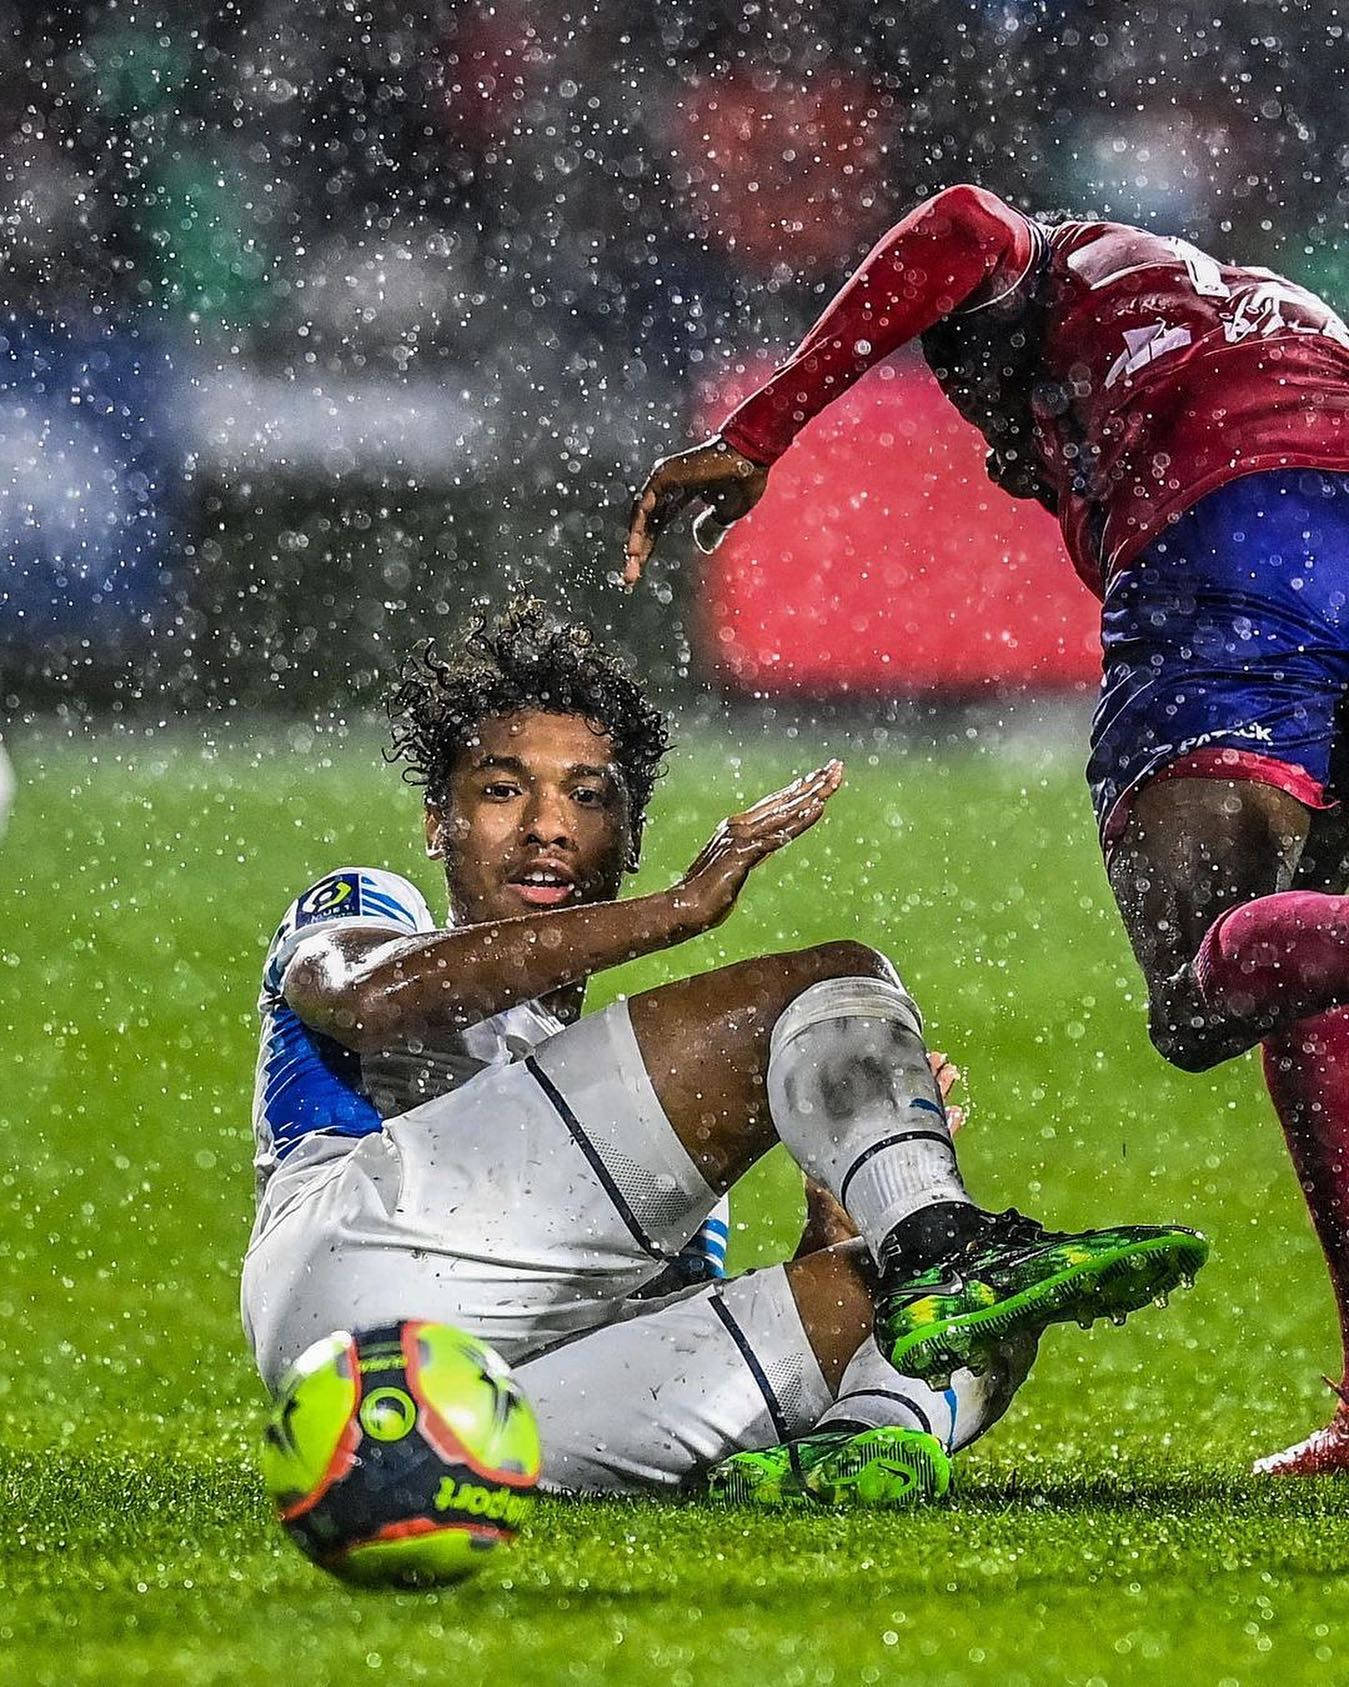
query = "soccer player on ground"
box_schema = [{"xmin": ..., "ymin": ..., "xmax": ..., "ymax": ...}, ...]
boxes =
[
  {"xmin": 625, "ymin": 185, "xmax": 1349, "ymax": 1474},
  {"xmin": 242, "ymin": 601, "xmax": 1204, "ymax": 1504}
]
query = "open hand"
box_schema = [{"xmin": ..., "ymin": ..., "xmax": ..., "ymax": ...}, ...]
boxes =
[
  {"xmin": 673, "ymin": 760, "xmax": 844, "ymax": 930},
  {"xmin": 625, "ymin": 437, "xmax": 769, "ymax": 583}
]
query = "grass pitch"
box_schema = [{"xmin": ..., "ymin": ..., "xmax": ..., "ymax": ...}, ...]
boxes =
[{"xmin": 3, "ymin": 722, "xmax": 1348, "ymax": 1684}]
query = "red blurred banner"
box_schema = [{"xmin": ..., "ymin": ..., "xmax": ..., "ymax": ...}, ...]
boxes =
[
  {"xmin": 670, "ymin": 72, "xmax": 886, "ymax": 276},
  {"xmin": 696, "ymin": 356, "xmax": 1102, "ymax": 694}
]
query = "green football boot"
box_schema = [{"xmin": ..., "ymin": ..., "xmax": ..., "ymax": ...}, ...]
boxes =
[
  {"xmin": 877, "ymin": 1208, "xmax": 1209, "ymax": 1386},
  {"xmin": 705, "ymin": 1426, "xmax": 952, "ymax": 1509}
]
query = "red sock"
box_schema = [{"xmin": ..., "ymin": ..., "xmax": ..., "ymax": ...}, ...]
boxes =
[
  {"xmin": 1195, "ymin": 890, "xmax": 1349, "ymax": 1027},
  {"xmin": 1263, "ymin": 1008, "xmax": 1349, "ymax": 1388}
]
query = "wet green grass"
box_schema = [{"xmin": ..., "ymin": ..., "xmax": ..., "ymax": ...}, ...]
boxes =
[{"xmin": 2, "ymin": 723, "xmax": 1347, "ymax": 1683}]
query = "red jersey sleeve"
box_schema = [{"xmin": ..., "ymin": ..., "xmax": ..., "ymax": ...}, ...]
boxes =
[{"xmin": 721, "ymin": 184, "xmax": 1039, "ymax": 465}]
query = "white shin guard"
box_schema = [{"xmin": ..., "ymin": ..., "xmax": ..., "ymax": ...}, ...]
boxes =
[{"xmin": 767, "ymin": 975, "xmax": 970, "ymax": 1263}]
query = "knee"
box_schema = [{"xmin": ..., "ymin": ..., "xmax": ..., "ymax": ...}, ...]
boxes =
[
  {"xmin": 766, "ymin": 940, "xmax": 913, "ymax": 1036},
  {"xmin": 792, "ymin": 939, "xmax": 899, "ymax": 989},
  {"xmin": 1146, "ymin": 992, "xmax": 1255, "ymax": 1073},
  {"xmin": 1147, "ymin": 1009, "xmax": 1217, "ymax": 1073}
]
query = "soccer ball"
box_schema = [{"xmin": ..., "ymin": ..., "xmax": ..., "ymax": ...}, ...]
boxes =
[{"xmin": 261, "ymin": 1320, "xmax": 541, "ymax": 1586}]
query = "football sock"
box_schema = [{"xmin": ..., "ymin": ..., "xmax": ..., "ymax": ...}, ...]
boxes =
[
  {"xmin": 1262, "ymin": 1007, "xmax": 1349, "ymax": 1385},
  {"xmin": 877, "ymin": 1200, "xmax": 988, "ymax": 1277},
  {"xmin": 816, "ymin": 1339, "xmax": 952, "ymax": 1443},
  {"xmin": 1195, "ymin": 890, "xmax": 1349, "ymax": 1030},
  {"xmin": 767, "ymin": 975, "xmax": 973, "ymax": 1270},
  {"xmin": 816, "ymin": 1333, "xmax": 1036, "ymax": 1453}
]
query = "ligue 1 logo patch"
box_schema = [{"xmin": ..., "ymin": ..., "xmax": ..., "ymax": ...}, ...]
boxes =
[{"xmin": 297, "ymin": 873, "xmax": 362, "ymax": 925}]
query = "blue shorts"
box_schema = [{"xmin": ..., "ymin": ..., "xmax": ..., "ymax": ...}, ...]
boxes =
[{"xmin": 1088, "ymin": 468, "xmax": 1349, "ymax": 849}]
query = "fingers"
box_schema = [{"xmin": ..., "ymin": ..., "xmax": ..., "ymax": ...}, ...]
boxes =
[
  {"xmin": 740, "ymin": 760, "xmax": 843, "ymax": 818},
  {"xmin": 928, "ymin": 1051, "xmax": 966, "ymax": 1134},
  {"xmin": 689, "ymin": 759, "xmax": 843, "ymax": 890},
  {"xmin": 623, "ymin": 440, "xmax": 760, "ymax": 584},
  {"xmin": 755, "ymin": 807, "xmax": 826, "ymax": 856},
  {"xmin": 735, "ymin": 760, "xmax": 844, "ymax": 831},
  {"xmin": 740, "ymin": 801, "xmax": 826, "ymax": 855},
  {"xmin": 623, "ymin": 485, "xmax": 657, "ymax": 582},
  {"xmin": 928, "ymin": 1049, "xmax": 962, "ymax": 1099},
  {"xmin": 737, "ymin": 766, "xmax": 842, "ymax": 859},
  {"xmin": 624, "ymin": 447, "xmax": 711, "ymax": 581},
  {"xmin": 625, "ymin": 476, "xmax": 692, "ymax": 584}
]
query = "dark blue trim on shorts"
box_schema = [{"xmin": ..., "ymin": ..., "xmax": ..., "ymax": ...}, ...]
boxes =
[
  {"xmin": 524, "ymin": 1055, "xmax": 667, "ymax": 1263},
  {"xmin": 708, "ymin": 1291, "xmax": 792, "ymax": 1445}
]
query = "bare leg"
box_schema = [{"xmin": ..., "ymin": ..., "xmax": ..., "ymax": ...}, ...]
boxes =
[
  {"xmin": 1109, "ymin": 776, "xmax": 1349, "ymax": 1460},
  {"xmin": 781, "ymin": 1243, "xmax": 876, "ymax": 1392},
  {"xmin": 626, "ymin": 939, "xmax": 894, "ymax": 1187},
  {"xmin": 795, "ymin": 1180, "xmax": 858, "ymax": 1260},
  {"xmin": 1107, "ymin": 777, "xmax": 1309, "ymax": 1069}
]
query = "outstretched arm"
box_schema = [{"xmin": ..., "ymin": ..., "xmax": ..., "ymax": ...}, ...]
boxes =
[
  {"xmin": 625, "ymin": 184, "xmax": 1034, "ymax": 580},
  {"xmin": 721, "ymin": 183, "xmax": 1034, "ymax": 465},
  {"xmin": 283, "ymin": 761, "xmax": 844, "ymax": 1052}
]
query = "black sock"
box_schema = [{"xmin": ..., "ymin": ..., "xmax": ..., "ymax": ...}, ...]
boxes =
[{"xmin": 878, "ymin": 1202, "xmax": 990, "ymax": 1277}]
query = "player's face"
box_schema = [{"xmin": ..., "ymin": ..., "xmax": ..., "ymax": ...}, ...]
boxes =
[{"xmin": 427, "ymin": 711, "xmax": 633, "ymax": 923}]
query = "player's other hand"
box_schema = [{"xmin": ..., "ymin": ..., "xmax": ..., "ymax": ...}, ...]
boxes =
[
  {"xmin": 624, "ymin": 436, "xmax": 770, "ymax": 584},
  {"xmin": 929, "ymin": 1051, "xmax": 966, "ymax": 1135},
  {"xmin": 673, "ymin": 760, "xmax": 844, "ymax": 930}
]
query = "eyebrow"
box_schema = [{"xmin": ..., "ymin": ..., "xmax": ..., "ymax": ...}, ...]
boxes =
[{"xmin": 470, "ymin": 755, "xmax": 615, "ymax": 781}]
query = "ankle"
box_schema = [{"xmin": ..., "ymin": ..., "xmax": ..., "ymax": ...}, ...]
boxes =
[{"xmin": 879, "ymin": 1202, "xmax": 988, "ymax": 1277}]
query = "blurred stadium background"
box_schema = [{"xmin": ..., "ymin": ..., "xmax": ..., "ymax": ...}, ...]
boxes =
[
  {"xmin": 3, "ymin": 0, "xmax": 1345, "ymax": 722},
  {"xmin": 10, "ymin": 8, "xmax": 1349, "ymax": 1675}
]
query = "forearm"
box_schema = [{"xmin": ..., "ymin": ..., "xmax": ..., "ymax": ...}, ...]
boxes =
[
  {"xmin": 721, "ymin": 184, "xmax": 1024, "ymax": 465},
  {"xmin": 291, "ymin": 890, "xmax": 703, "ymax": 1050}
]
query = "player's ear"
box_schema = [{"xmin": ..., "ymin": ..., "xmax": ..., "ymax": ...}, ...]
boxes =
[{"xmin": 424, "ymin": 805, "xmax": 449, "ymax": 860}]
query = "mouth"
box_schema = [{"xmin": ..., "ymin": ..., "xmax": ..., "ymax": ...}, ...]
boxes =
[{"xmin": 506, "ymin": 864, "xmax": 578, "ymax": 908}]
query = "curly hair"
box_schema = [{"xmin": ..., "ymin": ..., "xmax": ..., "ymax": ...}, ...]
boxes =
[{"xmin": 386, "ymin": 600, "xmax": 670, "ymax": 864}]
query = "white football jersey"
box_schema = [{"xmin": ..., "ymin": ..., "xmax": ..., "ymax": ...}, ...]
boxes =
[{"xmin": 252, "ymin": 866, "xmax": 564, "ymax": 1194}]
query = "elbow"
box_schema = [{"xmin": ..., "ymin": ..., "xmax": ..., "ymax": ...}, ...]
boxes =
[
  {"xmin": 327, "ymin": 1004, "xmax": 399, "ymax": 1056},
  {"xmin": 933, "ymin": 182, "xmax": 1004, "ymax": 215},
  {"xmin": 1146, "ymin": 1002, "xmax": 1258, "ymax": 1074},
  {"xmin": 1148, "ymin": 1016, "xmax": 1220, "ymax": 1074},
  {"xmin": 926, "ymin": 183, "xmax": 1012, "ymax": 244},
  {"xmin": 281, "ymin": 954, "xmax": 397, "ymax": 1054}
]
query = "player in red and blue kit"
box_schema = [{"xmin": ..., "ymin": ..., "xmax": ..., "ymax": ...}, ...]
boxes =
[{"xmin": 626, "ymin": 183, "xmax": 1349, "ymax": 1473}]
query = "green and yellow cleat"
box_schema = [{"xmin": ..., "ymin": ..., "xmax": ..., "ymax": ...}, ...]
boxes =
[
  {"xmin": 877, "ymin": 1209, "xmax": 1209, "ymax": 1386},
  {"xmin": 705, "ymin": 1426, "xmax": 952, "ymax": 1509}
]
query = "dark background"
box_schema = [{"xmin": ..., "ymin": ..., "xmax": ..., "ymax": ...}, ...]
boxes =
[{"xmin": 2, "ymin": 0, "xmax": 1345, "ymax": 718}]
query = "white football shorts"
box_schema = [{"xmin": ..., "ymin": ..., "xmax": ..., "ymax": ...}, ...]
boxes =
[
  {"xmin": 242, "ymin": 1000, "xmax": 722, "ymax": 1388},
  {"xmin": 240, "ymin": 998, "xmax": 1033, "ymax": 1494},
  {"xmin": 518, "ymin": 1265, "xmax": 831, "ymax": 1494}
]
